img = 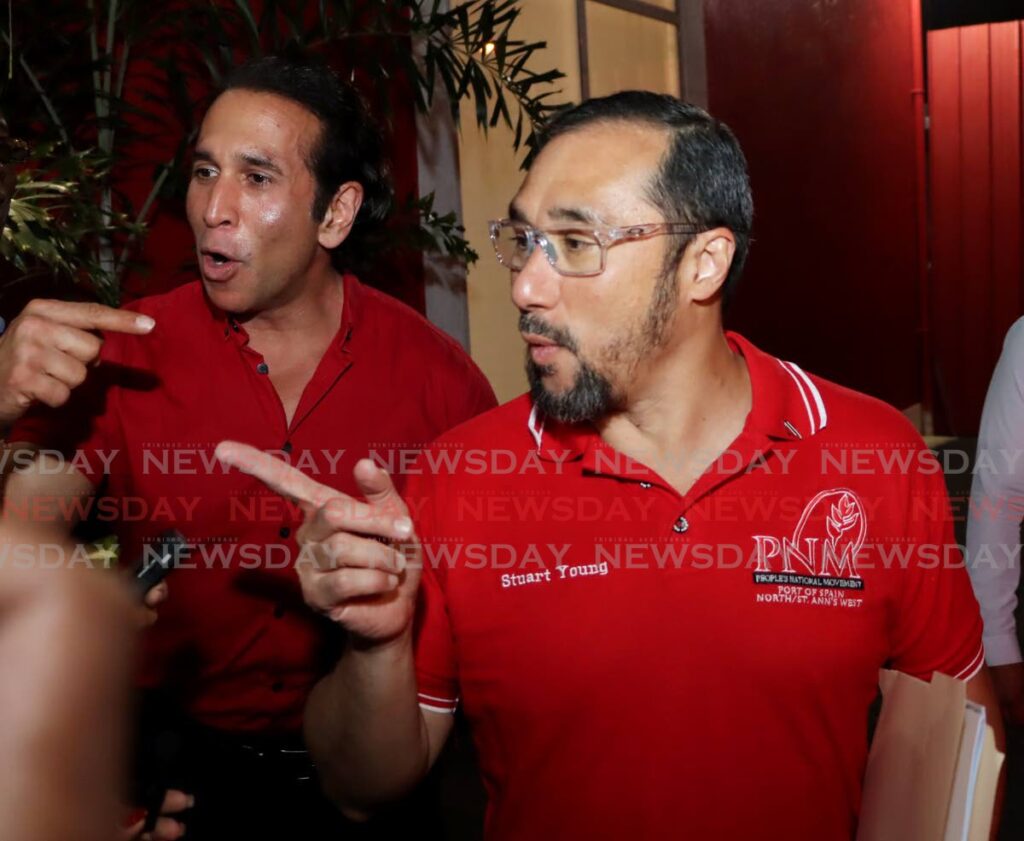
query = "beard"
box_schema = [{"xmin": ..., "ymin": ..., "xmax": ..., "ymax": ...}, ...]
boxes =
[
  {"xmin": 525, "ymin": 339, "xmax": 613, "ymax": 425},
  {"xmin": 522, "ymin": 266, "xmax": 679, "ymax": 425}
]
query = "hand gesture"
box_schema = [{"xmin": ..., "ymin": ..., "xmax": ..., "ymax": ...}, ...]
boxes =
[
  {"xmin": 215, "ymin": 442, "xmax": 420, "ymax": 644},
  {"xmin": 0, "ymin": 299, "xmax": 155, "ymax": 426}
]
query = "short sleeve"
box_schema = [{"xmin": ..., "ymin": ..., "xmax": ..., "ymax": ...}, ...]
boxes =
[
  {"xmin": 889, "ymin": 449, "xmax": 985, "ymax": 681},
  {"xmin": 405, "ymin": 466, "xmax": 459, "ymax": 714}
]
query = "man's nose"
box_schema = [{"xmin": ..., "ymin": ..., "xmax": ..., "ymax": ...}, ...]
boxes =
[
  {"xmin": 202, "ymin": 178, "xmax": 238, "ymax": 228},
  {"xmin": 511, "ymin": 240, "xmax": 561, "ymax": 312}
]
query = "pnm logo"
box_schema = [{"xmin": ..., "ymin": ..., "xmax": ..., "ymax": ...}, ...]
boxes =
[{"xmin": 752, "ymin": 489, "xmax": 866, "ymax": 584}]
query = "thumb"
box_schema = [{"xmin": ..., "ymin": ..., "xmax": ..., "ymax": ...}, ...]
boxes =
[
  {"xmin": 354, "ymin": 458, "xmax": 413, "ymax": 532},
  {"xmin": 352, "ymin": 459, "xmax": 408, "ymax": 521},
  {"xmin": 354, "ymin": 461, "xmax": 421, "ymax": 575}
]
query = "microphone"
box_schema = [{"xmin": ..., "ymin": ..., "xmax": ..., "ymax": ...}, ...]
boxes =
[{"xmin": 133, "ymin": 530, "xmax": 189, "ymax": 600}]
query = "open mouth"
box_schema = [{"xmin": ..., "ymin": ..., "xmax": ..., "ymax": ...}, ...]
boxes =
[
  {"xmin": 203, "ymin": 249, "xmax": 236, "ymax": 264},
  {"xmin": 200, "ymin": 249, "xmax": 241, "ymax": 281}
]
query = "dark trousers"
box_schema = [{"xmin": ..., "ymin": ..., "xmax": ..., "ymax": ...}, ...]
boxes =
[
  {"xmin": 134, "ymin": 697, "xmax": 449, "ymax": 840},
  {"xmin": 999, "ymin": 723, "xmax": 1024, "ymax": 841},
  {"xmin": 175, "ymin": 725, "xmax": 358, "ymax": 840}
]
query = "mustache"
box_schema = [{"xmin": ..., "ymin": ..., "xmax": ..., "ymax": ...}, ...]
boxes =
[{"xmin": 518, "ymin": 313, "xmax": 579, "ymax": 353}]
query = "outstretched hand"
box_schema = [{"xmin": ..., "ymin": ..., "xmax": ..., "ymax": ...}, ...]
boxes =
[{"xmin": 215, "ymin": 442, "xmax": 421, "ymax": 643}]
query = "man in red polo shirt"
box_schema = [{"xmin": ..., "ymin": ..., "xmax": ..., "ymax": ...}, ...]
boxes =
[
  {"xmin": 222, "ymin": 92, "xmax": 1002, "ymax": 839},
  {"xmin": 3, "ymin": 55, "xmax": 494, "ymax": 839}
]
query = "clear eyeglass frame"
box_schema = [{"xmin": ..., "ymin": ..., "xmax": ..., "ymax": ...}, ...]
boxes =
[{"xmin": 487, "ymin": 218, "xmax": 708, "ymax": 277}]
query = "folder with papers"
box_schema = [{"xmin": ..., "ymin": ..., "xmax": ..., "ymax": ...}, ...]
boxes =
[{"xmin": 856, "ymin": 670, "xmax": 1004, "ymax": 841}]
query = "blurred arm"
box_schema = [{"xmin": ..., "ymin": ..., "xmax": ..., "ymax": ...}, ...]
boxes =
[{"xmin": 0, "ymin": 527, "xmax": 135, "ymax": 841}]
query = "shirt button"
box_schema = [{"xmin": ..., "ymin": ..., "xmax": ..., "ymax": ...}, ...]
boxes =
[
  {"xmin": 673, "ymin": 515, "xmax": 690, "ymax": 534},
  {"xmin": 279, "ymin": 526, "xmax": 291, "ymax": 539},
  {"xmin": 273, "ymin": 604, "xmax": 285, "ymax": 619},
  {"xmin": 271, "ymin": 679, "xmax": 284, "ymax": 692},
  {"xmin": 282, "ymin": 441, "xmax": 293, "ymax": 454},
  {"xmin": 640, "ymin": 482, "xmax": 652, "ymax": 489},
  {"xmin": 256, "ymin": 362, "xmax": 269, "ymax": 375}
]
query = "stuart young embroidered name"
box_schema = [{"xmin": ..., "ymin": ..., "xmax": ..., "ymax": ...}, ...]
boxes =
[{"xmin": 501, "ymin": 562, "xmax": 610, "ymax": 589}]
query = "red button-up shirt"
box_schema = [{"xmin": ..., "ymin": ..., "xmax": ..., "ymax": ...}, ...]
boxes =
[{"xmin": 12, "ymin": 274, "xmax": 496, "ymax": 732}]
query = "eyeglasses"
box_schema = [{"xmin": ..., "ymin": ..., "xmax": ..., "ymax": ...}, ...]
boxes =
[{"xmin": 488, "ymin": 218, "xmax": 707, "ymax": 278}]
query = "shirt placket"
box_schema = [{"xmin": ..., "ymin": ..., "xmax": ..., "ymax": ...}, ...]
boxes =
[
  {"xmin": 584, "ymin": 431, "xmax": 780, "ymax": 546},
  {"xmin": 222, "ymin": 317, "xmax": 353, "ymax": 705}
]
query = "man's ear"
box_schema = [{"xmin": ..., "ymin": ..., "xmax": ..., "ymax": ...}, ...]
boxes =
[
  {"xmin": 685, "ymin": 228, "xmax": 736, "ymax": 303},
  {"xmin": 318, "ymin": 181, "xmax": 364, "ymax": 250}
]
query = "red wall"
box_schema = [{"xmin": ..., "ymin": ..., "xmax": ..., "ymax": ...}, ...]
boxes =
[
  {"xmin": 704, "ymin": 0, "xmax": 924, "ymax": 412},
  {"xmin": 927, "ymin": 21, "xmax": 1024, "ymax": 435}
]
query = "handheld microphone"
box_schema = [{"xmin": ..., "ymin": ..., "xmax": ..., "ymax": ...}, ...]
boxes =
[{"xmin": 133, "ymin": 530, "xmax": 188, "ymax": 600}]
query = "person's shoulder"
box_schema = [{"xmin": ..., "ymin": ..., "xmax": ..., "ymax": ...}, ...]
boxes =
[
  {"xmin": 356, "ymin": 278, "xmax": 468, "ymax": 360},
  {"xmin": 427, "ymin": 393, "xmax": 534, "ymax": 448},
  {"xmin": 738, "ymin": 332, "xmax": 923, "ymax": 448},
  {"xmin": 1002, "ymin": 316, "xmax": 1024, "ymax": 357},
  {"xmin": 401, "ymin": 395, "xmax": 534, "ymax": 495},
  {"xmin": 808, "ymin": 371, "xmax": 925, "ymax": 448},
  {"xmin": 352, "ymin": 277, "xmax": 492, "ymax": 401}
]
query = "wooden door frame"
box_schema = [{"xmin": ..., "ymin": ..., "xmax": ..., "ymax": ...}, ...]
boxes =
[{"xmin": 575, "ymin": 0, "xmax": 708, "ymax": 107}]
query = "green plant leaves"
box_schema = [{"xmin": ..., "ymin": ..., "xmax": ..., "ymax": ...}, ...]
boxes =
[{"xmin": 1, "ymin": 144, "xmax": 143, "ymax": 304}]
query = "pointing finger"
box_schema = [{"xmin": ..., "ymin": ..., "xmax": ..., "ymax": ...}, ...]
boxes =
[
  {"xmin": 27, "ymin": 300, "xmax": 155, "ymax": 334},
  {"xmin": 215, "ymin": 441, "xmax": 338, "ymax": 508},
  {"xmin": 304, "ymin": 497, "xmax": 412, "ymax": 547}
]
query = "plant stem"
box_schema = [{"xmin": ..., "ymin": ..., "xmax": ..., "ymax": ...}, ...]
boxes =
[
  {"xmin": 115, "ymin": 41, "xmax": 131, "ymax": 100},
  {"xmin": 88, "ymin": 1, "xmax": 103, "ymax": 121},
  {"xmin": 104, "ymin": 0, "xmax": 117, "ymax": 105},
  {"xmin": 96, "ymin": 0, "xmax": 117, "ymax": 155},
  {"xmin": 16, "ymin": 54, "xmax": 71, "ymax": 147},
  {"xmin": 88, "ymin": 0, "xmax": 119, "ymax": 301},
  {"xmin": 114, "ymin": 160, "xmax": 172, "ymax": 283},
  {"xmin": 6, "ymin": 0, "xmax": 12, "ymax": 81}
]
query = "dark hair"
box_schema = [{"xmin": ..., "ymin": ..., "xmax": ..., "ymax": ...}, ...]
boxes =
[
  {"xmin": 221, "ymin": 52, "xmax": 393, "ymax": 273},
  {"xmin": 537, "ymin": 91, "xmax": 753, "ymax": 300}
]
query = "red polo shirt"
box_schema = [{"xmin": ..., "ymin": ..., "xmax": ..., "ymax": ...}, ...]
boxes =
[
  {"xmin": 11, "ymin": 274, "xmax": 496, "ymax": 732},
  {"xmin": 407, "ymin": 332, "xmax": 983, "ymax": 841}
]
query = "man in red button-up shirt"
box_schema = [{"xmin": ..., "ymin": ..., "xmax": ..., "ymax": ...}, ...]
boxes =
[{"xmin": 3, "ymin": 54, "xmax": 494, "ymax": 839}]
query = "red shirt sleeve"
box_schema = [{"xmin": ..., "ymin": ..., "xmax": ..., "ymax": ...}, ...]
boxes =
[
  {"xmin": 406, "ymin": 464, "xmax": 460, "ymax": 713},
  {"xmin": 889, "ymin": 449, "xmax": 985, "ymax": 681},
  {"xmin": 405, "ymin": 356, "xmax": 494, "ymax": 714}
]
